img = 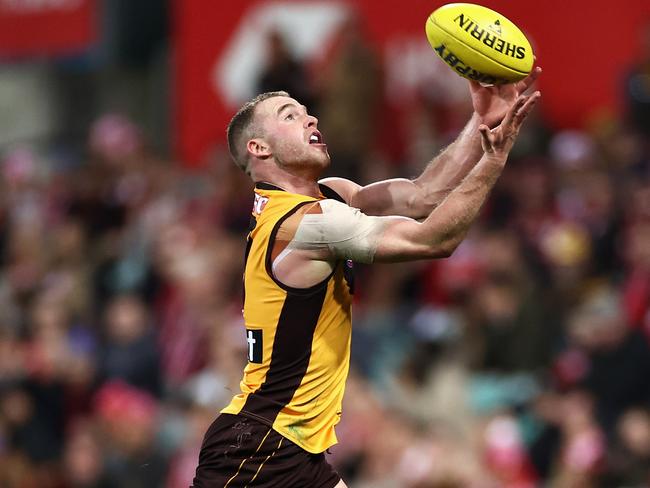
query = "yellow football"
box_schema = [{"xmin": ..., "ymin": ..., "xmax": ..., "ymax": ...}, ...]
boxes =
[{"xmin": 426, "ymin": 3, "xmax": 534, "ymax": 84}]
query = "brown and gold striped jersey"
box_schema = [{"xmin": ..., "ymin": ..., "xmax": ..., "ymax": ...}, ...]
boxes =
[{"xmin": 221, "ymin": 182, "xmax": 354, "ymax": 454}]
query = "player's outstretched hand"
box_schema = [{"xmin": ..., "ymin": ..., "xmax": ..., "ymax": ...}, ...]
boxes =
[
  {"xmin": 470, "ymin": 66, "xmax": 542, "ymax": 128},
  {"xmin": 478, "ymin": 91, "xmax": 541, "ymax": 158}
]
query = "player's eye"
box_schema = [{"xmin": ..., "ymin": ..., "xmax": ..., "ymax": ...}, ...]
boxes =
[{"xmin": 285, "ymin": 113, "xmax": 295, "ymax": 120}]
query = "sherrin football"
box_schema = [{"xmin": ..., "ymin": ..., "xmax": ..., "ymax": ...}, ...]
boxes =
[{"xmin": 426, "ymin": 3, "xmax": 534, "ymax": 84}]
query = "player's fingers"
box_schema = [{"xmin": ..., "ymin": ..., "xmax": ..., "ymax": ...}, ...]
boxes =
[
  {"xmin": 503, "ymin": 94, "xmax": 528, "ymax": 129},
  {"xmin": 513, "ymin": 91, "xmax": 541, "ymax": 126},
  {"xmin": 511, "ymin": 101, "xmax": 539, "ymax": 133},
  {"xmin": 519, "ymin": 66, "xmax": 541, "ymax": 91},
  {"xmin": 515, "ymin": 66, "xmax": 542, "ymax": 93},
  {"xmin": 478, "ymin": 124, "xmax": 494, "ymax": 152}
]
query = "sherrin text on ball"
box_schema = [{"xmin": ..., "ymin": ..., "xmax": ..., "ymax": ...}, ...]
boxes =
[{"xmin": 426, "ymin": 3, "xmax": 534, "ymax": 84}]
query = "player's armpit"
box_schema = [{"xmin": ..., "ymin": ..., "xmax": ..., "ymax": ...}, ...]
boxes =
[{"xmin": 271, "ymin": 202, "xmax": 333, "ymax": 288}]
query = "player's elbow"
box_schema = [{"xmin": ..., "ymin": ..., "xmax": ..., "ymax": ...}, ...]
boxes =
[
  {"xmin": 409, "ymin": 237, "xmax": 460, "ymax": 259},
  {"xmin": 428, "ymin": 238, "xmax": 460, "ymax": 258},
  {"xmin": 426, "ymin": 226, "xmax": 469, "ymax": 258},
  {"xmin": 422, "ymin": 214, "xmax": 471, "ymax": 259},
  {"xmin": 434, "ymin": 246, "xmax": 454, "ymax": 259},
  {"xmin": 408, "ymin": 186, "xmax": 447, "ymax": 219}
]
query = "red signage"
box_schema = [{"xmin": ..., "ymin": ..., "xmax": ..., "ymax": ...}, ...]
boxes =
[
  {"xmin": 173, "ymin": 0, "xmax": 650, "ymax": 166},
  {"xmin": 0, "ymin": 0, "xmax": 96, "ymax": 57}
]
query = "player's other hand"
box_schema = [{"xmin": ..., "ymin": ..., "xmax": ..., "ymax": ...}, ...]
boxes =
[
  {"xmin": 470, "ymin": 66, "xmax": 542, "ymax": 128},
  {"xmin": 478, "ymin": 91, "xmax": 540, "ymax": 159}
]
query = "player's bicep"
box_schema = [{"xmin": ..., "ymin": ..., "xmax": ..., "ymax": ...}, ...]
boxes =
[
  {"xmin": 321, "ymin": 176, "xmax": 438, "ymax": 219},
  {"xmin": 317, "ymin": 177, "xmax": 361, "ymax": 205}
]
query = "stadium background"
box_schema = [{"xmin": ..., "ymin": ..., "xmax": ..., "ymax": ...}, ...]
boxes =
[{"xmin": 0, "ymin": 0, "xmax": 649, "ymax": 486}]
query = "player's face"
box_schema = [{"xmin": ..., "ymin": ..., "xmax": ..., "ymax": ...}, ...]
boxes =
[{"xmin": 255, "ymin": 96, "xmax": 329, "ymax": 173}]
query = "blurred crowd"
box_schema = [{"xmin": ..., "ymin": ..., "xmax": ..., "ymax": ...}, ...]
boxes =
[{"xmin": 1, "ymin": 16, "xmax": 650, "ymax": 488}]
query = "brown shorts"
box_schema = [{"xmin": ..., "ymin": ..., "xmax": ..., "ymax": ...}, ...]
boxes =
[{"xmin": 192, "ymin": 413, "xmax": 341, "ymax": 488}]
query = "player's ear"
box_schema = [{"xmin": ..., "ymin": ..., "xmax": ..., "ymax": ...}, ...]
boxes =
[{"xmin": 247, "ymin": 138, "xmax": 271, "ymax": 159}]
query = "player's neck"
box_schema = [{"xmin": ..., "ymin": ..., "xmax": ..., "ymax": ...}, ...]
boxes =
[
  {"xmin": 253, "ymin": 165, "xmax": 322, "ymax": 198},
  {"xmin": 259, "ymin": 176, "xmax": 321, "ymax": 198}
]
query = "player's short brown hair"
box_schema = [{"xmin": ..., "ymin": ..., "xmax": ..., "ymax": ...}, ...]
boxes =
[{"xmin": 226, "ymin": 91, "xmax": 289, "ymax": 173}]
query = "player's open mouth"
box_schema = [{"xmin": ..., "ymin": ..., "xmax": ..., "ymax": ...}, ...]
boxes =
[{"xmin": 309, "ymin": 131, "xmax": 324, "ymax": 145}]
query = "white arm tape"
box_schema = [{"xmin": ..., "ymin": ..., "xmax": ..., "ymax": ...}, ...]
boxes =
[{"xmin": 291, "ymin": 199, "xmax": 408, "ymax": 264}]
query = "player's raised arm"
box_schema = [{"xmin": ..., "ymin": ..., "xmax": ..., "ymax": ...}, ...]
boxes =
[
  {"xmin": 308, "ymin": 92, "xmax": 538, "ymax": 266},
  {"xmin": 373, "ymin": 91, "xmax": 539, "ymax": 261},
  {"xmin": 320, "ymin": 67, "xmax": 541, "ymax": 220},
  {"xmin": 302, "ymin": 92, "xmax": 540, "ymax": 263}
]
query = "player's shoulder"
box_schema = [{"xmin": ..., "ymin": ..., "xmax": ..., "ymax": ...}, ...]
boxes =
[
  {"xmin": 277, "ymin": 198, "xmax": 365, "ymax": 243},
  {"xmin": 276, "ymin": 200, "xmax": 323, "ymax": 240},
  {"xmin": 318, "ymin": 177, "xmax": 362, "ymax": 205}
]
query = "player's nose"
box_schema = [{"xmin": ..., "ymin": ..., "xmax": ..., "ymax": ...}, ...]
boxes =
[{"xmin": 304, "ymin": 114, "xmax": 318, "ymax": 128}]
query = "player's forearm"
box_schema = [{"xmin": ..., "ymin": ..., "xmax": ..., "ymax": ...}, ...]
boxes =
[
  {"xmin": 349, "ymin": 115, "xmax": 484, "ymax": 218},
  {"xmin": 374, "ymin": 93, "xmax": 536, "ymax": 262},
  {"xmin": 418, "ymin": 92, "xmax": 539, "ymax": 255},
  {"xmin": 410, "ymin": 113, "xmax": 484, "ymax": 217},
  {"xmin": 416, "ymin": 152, "xmax": 505, "ymax": 256}
]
